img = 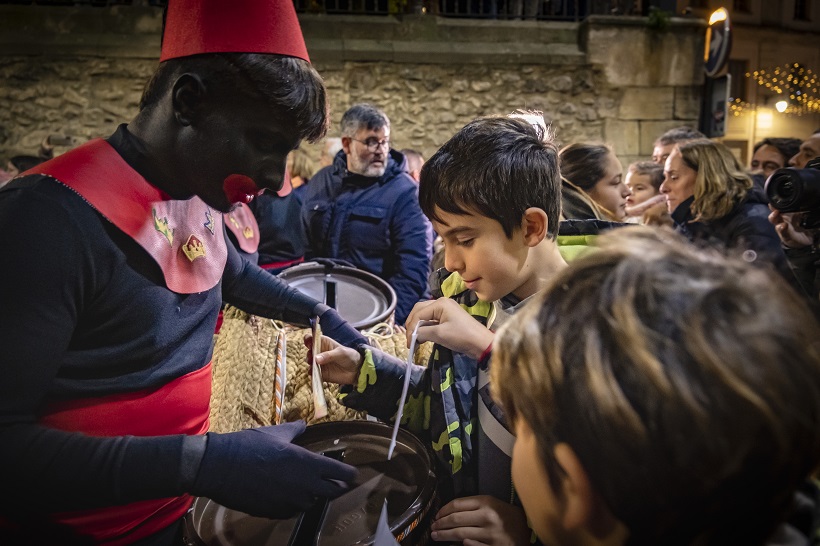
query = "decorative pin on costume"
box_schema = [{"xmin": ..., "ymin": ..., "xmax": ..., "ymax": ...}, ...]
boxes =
[
  {"xmin": 153, "ymin": 208, "xmax": 174, "ymax": 246},
  {"xmin": 182, "ymin": 234, "xmax": 206, "ymax": 262},
  {"xmin": 204, "ymin": 208, "xmax": 215, "ymax": 235}
]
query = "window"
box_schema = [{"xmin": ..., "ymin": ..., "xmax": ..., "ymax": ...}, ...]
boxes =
[
  {"xmin": 794, "ymin": 0, "xmax": 811, "ymax": 21},
  {"xmin": 733, "ymin": 0, "xmax": 751, "ymax": 13}
]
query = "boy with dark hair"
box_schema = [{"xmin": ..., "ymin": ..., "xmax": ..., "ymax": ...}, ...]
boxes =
[
  {"xmin": 491, "ymin": 226, "xmax": 820, "ymax": 546},
  {"xmin": 316, "ymin": 113, "xmax": 570, "ymax": 543}
]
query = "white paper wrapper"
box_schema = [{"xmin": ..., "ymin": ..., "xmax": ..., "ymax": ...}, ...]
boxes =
[{"xmin": 312, "ymin": 317, "xmax": 328, "ymax": 419}]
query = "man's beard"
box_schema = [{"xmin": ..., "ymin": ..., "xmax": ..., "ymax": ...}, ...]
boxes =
[{"xmin": 350, "ymin": 155, "xmax": 387, "ymax": 178}]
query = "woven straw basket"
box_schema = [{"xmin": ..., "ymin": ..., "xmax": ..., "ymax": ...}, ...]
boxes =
[{"xmin": 209, "ymin": 305, "xmax": 433, "ymax": 433}]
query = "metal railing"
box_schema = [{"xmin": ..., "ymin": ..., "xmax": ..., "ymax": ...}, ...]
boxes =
[{"xmin": 0, "ymin": 0, "xmax": 650, "ymax": 20}]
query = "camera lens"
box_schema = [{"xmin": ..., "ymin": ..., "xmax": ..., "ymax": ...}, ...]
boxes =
[
  {"xmin": 777, "ymin": 179, "xmax": 795, "ymax": 200},
  {"xmin": 765, "ymin": 170, "xmax": 801, "ymax": 211}
]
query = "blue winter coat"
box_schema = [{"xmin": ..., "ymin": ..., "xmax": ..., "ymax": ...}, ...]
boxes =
[{"xmin": 301, "ymin": 149, "xmax": 433, "ymax": 323}]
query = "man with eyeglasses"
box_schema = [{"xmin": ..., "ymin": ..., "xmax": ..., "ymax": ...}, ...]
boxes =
[{"xmin": 303, "ymin": 103, "xmax": 433, "ymax": 323}]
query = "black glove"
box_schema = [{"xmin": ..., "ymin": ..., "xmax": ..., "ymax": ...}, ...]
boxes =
[
  {"xmin": 310, "ymin": 257, "xmax": 357, "ymax": 269},
  {"xmin": 191, "ymin": 421, "xmax": 358, "ymax": 519},
  {"xmin": 318, "ymin": 306, "xmax": 368, "ymax": 347}
]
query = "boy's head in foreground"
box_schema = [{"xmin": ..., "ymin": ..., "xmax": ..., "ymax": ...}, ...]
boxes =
[
  {"xmin": 491, "ymin": 227, "xmax": 820, "ymax": 546},
  {"xmin": 418, "ymin": 114, "xmax": 561, "ymax": 303}
]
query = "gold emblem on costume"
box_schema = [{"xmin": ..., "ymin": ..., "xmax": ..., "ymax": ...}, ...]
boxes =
[
  {"xmin": 204, "ymin": 208, "xmax": 215, "ymax": 235},
  {"xmin": 243, "ymin": 226, "xmax": 254, "ymax": 239},
  {"xmin": 153, "ymin": 208, "xmax": 174, "ymax": 246},
  {"xmin": 228, "ymin": 215, "xmax": 240, "ymax": 229},
  {"xmin": 182, "ymin": 234, "xmax": 206, "ymax": 262}
]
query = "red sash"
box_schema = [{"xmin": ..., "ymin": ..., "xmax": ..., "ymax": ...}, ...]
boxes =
[
  {"xmin": 39, "ymin": 364, "xmax": 212, "ymax": 545},
  {"xmin": 259, "ymin": 256, "xmax": 304, "ymax": 271},
  {"xmin": 25, "ymin": 139, "xmax": 227, "ymax": 294}
]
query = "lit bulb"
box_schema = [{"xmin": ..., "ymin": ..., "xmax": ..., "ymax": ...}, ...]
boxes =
[
  {"xmin": 709, "ymin": 8, "xmax": 728, "ymax": 25},
  {"xmin": 775, "ymin": 100, "xmax": 788, "ymax": 113}
]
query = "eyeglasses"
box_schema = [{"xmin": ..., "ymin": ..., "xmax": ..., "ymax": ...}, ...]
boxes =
[{"xmin": 352, "ymin": 138, "xmax": 391, "ymax": 152}]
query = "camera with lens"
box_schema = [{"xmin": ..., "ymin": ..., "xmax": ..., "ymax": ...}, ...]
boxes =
[{"xmin": 765, "ymin": 157, "xmax": 820, "ymax": 229}]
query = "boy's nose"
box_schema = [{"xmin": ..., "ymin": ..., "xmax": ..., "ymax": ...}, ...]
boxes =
[{"xmin": 444, "ymin": 249, "xmax": 464, "ymax": 274}]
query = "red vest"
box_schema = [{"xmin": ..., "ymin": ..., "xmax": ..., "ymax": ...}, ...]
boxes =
[{"xmin": 27, "ymin": 141, "xmax": 219, "ymax": 544}]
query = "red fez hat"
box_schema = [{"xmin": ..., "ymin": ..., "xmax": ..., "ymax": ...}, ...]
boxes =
[{"xmin": 160, "ymin": 0, "xmax": 310, "ymax": 63}]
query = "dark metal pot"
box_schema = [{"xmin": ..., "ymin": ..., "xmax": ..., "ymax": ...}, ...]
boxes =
[
  {"xmin": 278, "ymin": 262, "xmax": 397, "ymax": 330},
  {"xmin": 185, "ymin": 421, "xmax": 437, "ymax": 546}
]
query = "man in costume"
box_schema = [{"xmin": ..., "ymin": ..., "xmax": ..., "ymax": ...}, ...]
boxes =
[{"xmin": 0, "ymin": 1, "xmax": 364, "ymax": 544}]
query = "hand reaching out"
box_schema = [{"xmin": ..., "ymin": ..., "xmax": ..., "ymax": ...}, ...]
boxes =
[
  {"xmin": 625, "ymin": 194, "xmax": 666, "ymax": 218},
  {"xmin": 430, "ymin": 495, "xmax": 531, "ymax": 546},
  {"xmin": 305, "ymin": 333, "xmax": 363, "ymax": 386},
  {"xmin": 191, "ymin": 421, "xmax": 358, "ymax": 519},
  {"xmin": 406, "ymin": 298, "xmax": 494, "ymax": 360}
]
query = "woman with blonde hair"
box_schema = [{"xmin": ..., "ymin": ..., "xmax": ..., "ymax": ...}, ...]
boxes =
[{"xmin": 661, "ymin": 138, "xmax": 796, "ymax": 286}]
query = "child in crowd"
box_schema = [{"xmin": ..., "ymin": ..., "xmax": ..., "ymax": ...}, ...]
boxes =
[
  {"xmin": 559, "ymin": 143, "xmax": 631, "ymax": 222},
  {"xmin": 315, "ymin": 112, "xmax": 568, "ymax": 544},
  {"xmin": 491, "ymin": 226, "xmax": 820, "ymax": 546},
  {"xmin": 624, "ymin": 160, "xmax": 672, "ymax": 227}
]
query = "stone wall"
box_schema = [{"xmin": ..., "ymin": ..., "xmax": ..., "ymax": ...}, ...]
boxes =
[
  {"xmin": 0, "ymin": 6, "xmax": 705, "ymax": 169},
  {"xmin": 314, "ymin": 60, "xmax": 620, "ymax": 160}
]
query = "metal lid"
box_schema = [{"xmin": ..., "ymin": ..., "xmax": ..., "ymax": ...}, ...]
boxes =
[
  {"xmin": 278, "ymin": 262, "xmax": 397, "ymax": 329},
  {"xmin": 189, "ymin": 421, "xmax": 437, "ymax": 546}
]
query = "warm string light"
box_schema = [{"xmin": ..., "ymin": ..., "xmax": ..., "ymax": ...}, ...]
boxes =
[
  {"xmin": 745, "ymin": 63, "xmax": 820, "ymax": 116},
  {"xmin": 729, "ymin": 97, "xmax": 754, "ymax": 117}
]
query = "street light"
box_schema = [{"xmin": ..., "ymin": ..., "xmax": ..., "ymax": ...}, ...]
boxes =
[
  {"xmin": 775, "ymin": 100, "xmax": 789, "ymax": 113},
  {"xmin": 709, "ymin": 7, "xmax": 728, "ymax": 25}
]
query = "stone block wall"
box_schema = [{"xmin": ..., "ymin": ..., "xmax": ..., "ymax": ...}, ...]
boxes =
[
  {"xmin": 314, "ymin": 61, "xmax": 620, "ymax": 162},
  {"xmin": 0, "ymin": 7, "xmax": 705, "ymax": 171}
]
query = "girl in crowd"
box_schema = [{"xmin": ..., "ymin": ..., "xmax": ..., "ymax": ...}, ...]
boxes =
[
  {"xmin": 624, "ymin": 160, "xmax": 672, "ymax": 227},
  {"xmin": 559, "ymin": 143, "xmax": 631, "ymax": 221}
]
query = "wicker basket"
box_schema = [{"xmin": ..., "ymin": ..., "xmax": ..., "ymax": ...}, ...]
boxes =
[{"xmin": 209, "ymin": 306, "xmax": 432, "ymax": 433}]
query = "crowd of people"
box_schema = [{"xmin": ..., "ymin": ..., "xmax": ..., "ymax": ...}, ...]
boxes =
[{"xmin": 1, "ymin": 1, "xmax": 820, "ymax": 545}]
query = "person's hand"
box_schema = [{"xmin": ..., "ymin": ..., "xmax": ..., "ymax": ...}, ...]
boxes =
[
  {"xmin": 430, "ymin": 496, "xmax": 531, "ymax": 545},
  {"xmin": 306, "ymin": 332, "xmax": 363, "ymax": 386},
  {"xmin": 191, "ymin": 421, "xmax": 358, "ymax": 519},
  {"xmin": 768, "ymin": 207, "xmax": 813, "ymax": 249},
  {"xmin": 625, "ymin": 194, "xmax": 666, "ymax": 218},
  {"xmin": 406, "ymin": 299, "xmax": 494, "ymax": 360}
]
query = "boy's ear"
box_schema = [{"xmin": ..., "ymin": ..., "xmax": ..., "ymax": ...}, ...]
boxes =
[
  {"xmin": 555, "ymin": 443, "xmax": 596, "ymax": 530},
  {"xmin": 555, "ymin": 443, "xmax": 626, "ymax": 540},
  {"xmin": 521, "ymin": 207, "xmax": 549, "ymax": 247},
  {"xmin": 171, "ymin": 74, "xmax": 207, "ymax": 127}
]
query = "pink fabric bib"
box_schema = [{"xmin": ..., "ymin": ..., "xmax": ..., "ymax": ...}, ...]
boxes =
[{"xmin": 27, "ymin": 139, "xmax": 227, "ymax": 294}]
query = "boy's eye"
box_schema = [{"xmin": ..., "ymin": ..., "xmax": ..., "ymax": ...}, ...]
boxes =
[{"xmin": 457, "ymin": 238, "xmax": 474, "ymax": 247}]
